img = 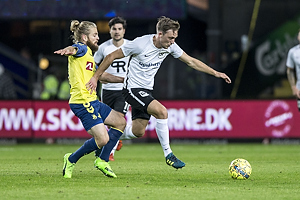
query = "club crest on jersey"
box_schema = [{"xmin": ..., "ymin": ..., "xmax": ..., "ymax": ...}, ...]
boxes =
[
  {"xmin": 138, "ymin": 91, "xmax": 149, "ymax": 97},
  {"xmin": 158, "ymin": 52, "xmax": 167, "ymax": 59},
  {"xmin": 86, "ymin": 61, "xmax": 93, "ymax": 71}
]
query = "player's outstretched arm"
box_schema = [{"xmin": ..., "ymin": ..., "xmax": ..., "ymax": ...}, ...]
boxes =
[
  {"xmin": 179, "ymin": 52, "xmax": 231, "ymax": 84},
  {"xmin": 214, "ymin": 72, "xmax": 231, "ymax": 84},
  {"xmin": 54, "ymin": 46, "xmax": 77, "ymax": 56}
]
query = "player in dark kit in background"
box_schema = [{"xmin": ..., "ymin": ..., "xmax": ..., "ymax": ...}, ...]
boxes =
[
  {"xmin": 94, "ymin": 17, "xmax": 130, "ymax": 161},
  {"xmin": 86, "ymin": 16, "xmax": 231, "ymax": 169}
]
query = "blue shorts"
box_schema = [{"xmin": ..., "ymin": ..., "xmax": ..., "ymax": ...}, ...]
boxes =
[{"xmin": 69, "ymin": 100, "xmax": 112, "ymax": 131}]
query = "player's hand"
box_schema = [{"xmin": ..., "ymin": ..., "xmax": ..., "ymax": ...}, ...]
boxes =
[
  {"xmin": 297, "ymin": 92, "xmax": 300, "ymax": 99},
  {"xmin": 292, "ymin": 87, "xmax": 300, "ymax": 99},
  {"xmin": 86, "ymin": 76, "xmax": 98, "ymax": 94},
  {"xmin": 54, "ymin": 46, "xmax": 76, "ymax": 56},
  {"xmin": 216, "ymin": 72, "xmax": 231, "ymax": 84}
]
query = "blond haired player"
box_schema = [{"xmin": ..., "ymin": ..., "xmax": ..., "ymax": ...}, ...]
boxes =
[{"xmin": 87, "ymin": 16, "xmax": 231, "ymax": 169}]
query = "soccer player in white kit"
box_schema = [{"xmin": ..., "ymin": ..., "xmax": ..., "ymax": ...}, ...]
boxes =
[
  {"xmin": 286, "ymin": 29, "xmax": 300, "ymax": 110},
  {"xmin": 94, "ymin": 17, "xmax": 130, "ymax": 161},
  {"xmin": 87, "ymin": 16, "xmax": 231, "ymax": 169}
]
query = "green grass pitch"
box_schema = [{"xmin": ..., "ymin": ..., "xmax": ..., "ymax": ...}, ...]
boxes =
[{"xmin": 0, "ymin": 142, "xmax": 299, "ymax": 200}]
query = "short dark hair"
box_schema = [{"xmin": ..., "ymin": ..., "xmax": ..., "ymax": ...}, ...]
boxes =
[
  {"xmin": 156, "ymin": 16, "xmax": 180, "ymax": 34},
  {"xmin": 108, "ymin": 17, "xmax": 127, "ymax": 29}
]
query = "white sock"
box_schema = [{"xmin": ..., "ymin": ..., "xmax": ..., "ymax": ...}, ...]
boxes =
[
  {"xmin": 111, "ymin": 140, "xmax": 119, "ymax": 155},
  {"xmin": 119, "ymin": 125, "xmax": 137, "ymax": 140},
  {"xmin": 155, "ymin": 118, "xmax": 172, "ymax": 157}
]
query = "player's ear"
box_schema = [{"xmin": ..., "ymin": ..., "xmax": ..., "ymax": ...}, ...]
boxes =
[
  {"xmin": 82, "ymin": 34, "xmax": 88, "ymax": 42},
  {"xmin": 157, "ymin": 31, "xmax": 163, "ymax": 37}
]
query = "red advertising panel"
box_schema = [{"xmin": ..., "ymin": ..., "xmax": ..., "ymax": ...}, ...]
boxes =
[
  {"xmin": 32, "ymin": 101, "xmax": 88, "ymax": 138},
  {"xmin": 0, "ymin": 101, "xmax": 34, "ymax": 138},
  {"xmin": 140, "ymin": 99, "xmax": 300, "ymax": 139},
  {"xmin": 0, "ymin": 100, "xmax": 299, "ymax": 139},
  {"xmin": 0, "ymin": 101, "xmax": 87, "ymax": 138}
]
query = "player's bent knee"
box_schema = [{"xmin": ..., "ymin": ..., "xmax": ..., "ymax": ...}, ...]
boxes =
[
  {"xmin": 121, "ymin": 118, "xmax": 126, "ymax": 130},
  {"xmin": 95, "ymin": 137, "xmax": 109, "ymax": 147},
  {"xmin": 132, "ymin": 129, "xmax": 145, "ymax": 138},
  {"xmin": 161, "ymin": 110, "xmax": 168, "ymax": 118},
  {"xmin": 156, "ymin": 110, "xmax": 168, "ymax": 119},
  {"xmin": 115, "ymin": 117, "xmax": 126, "ymax": 131},
  {"xmin": 134, "ymin": 132, "xmax": 144, "ymax": 138}
]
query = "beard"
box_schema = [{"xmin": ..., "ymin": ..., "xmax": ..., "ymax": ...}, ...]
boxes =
[{"xmin": 86, "ymin": 39, "xmax": 98, "ymax": 52}]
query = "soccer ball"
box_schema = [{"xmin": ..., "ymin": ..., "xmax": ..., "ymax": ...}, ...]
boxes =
[{"xmin": 229, "ymin": 158, "xmax": 252, "ymax": 179}]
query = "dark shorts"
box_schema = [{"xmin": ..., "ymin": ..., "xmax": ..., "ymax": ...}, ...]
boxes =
[
  {"xmin": 102, "ymin": 89, "xmax": 130, "ymax": 115},
  {"xmin": 69, "ymin": 100, "xmax": 112, "ymax": 131},
  {"xmin": 122, "ymin": 88, "xmax": 154, "ymax": 120}
]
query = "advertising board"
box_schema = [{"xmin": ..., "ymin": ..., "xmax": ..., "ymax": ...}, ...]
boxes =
[{"xmin": 0, "ymin": 100, "xmax": 299, "ymax": 139}]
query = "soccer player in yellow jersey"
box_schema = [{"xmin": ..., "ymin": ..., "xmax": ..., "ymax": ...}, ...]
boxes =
[{"xmin": 54, "ymin": 20, "xmax": 126, "ymax": 178}]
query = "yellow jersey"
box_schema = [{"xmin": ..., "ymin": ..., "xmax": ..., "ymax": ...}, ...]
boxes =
[{"xmin": 68, "ymin": 42, "xmax": 98, "ymax": 104}]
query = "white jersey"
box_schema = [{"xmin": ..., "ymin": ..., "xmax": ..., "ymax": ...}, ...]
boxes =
[
  {"xmin": 121, "ymin": 34, "xmax": 183, "ymax": 90},
  {"xmin": 94, "ymin": 39, "xmax": 130, "ymax": 90},
  {"xmin": 286, "ymin": 44, "xmax": 300, "ymax": 89}
]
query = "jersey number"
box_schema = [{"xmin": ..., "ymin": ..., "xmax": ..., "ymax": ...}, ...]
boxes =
[
  {"xmin": 86, "ymin": 62, "xmax": 93, "ymax": 71},
  {"xmin": 111, "ymin": 61, "xmax": 126, "ymax": 73}
]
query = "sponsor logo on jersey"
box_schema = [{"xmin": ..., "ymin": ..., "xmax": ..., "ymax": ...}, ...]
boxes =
[
  {"xmin": 86, "ymin": 61, "xmax": 93, "ymax": 71},
  {"xmin": 138, "ymin": 61, "xmax": 162, "ymax": 68}
]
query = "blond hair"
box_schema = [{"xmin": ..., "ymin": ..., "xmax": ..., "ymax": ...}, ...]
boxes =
[
  {"xmin": 70, "ymin": 20, "xmax": 97, "ymax": 43},
  {"xmin": 156, "ymin": 16, "xmax": 180, "ymax": 34}
]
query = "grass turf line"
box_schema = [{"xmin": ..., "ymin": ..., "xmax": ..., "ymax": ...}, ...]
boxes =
[{"xmin": 0, "ymin": 143, "xmax": 299, "ymax": 200}]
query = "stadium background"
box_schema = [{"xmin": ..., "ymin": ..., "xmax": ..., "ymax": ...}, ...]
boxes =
[{"xmin": 0, "ymin": 0, "xmax": 300, "ymax": 142}]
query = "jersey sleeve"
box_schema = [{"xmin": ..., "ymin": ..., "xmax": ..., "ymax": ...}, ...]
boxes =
[
  {"xmin": 94, "ymin": 45, "xmax": 104, "ymax": 65},
  {"xmin": 72, "ymin": 43, "xmax": 88, "ymax": 57},
  {"xmin": 121, "ymin": 37, "xmax": 144, "ymax": 57},
  {"xmin": 286, "ymin": 48, "xmax": 294, "ymax": 69},
  {"xmin": 170, "ymin": 42, "xmax": 184, "ymax": 58}
]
